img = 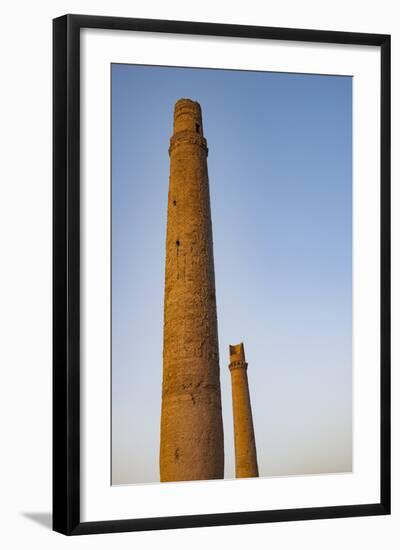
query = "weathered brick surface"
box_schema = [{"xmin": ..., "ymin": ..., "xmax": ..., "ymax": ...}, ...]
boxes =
[
  {"xmin": 160, "ymin": 99, "xmax": 224, "ymax": 481},
  {"xmin": 229, "ymin": 343, "xmax": 259, "ymax": 478}
]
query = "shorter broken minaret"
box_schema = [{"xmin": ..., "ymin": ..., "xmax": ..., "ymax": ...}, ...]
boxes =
[{"xmin": 229, "ymin": 343, "xmax": 259, "ymax": 478}]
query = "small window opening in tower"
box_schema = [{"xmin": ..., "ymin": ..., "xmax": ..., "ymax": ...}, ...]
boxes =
[
  {"xmin": 195, "ymin": 123, "xmax": 200, "ymax": 133},
  {"xmin": 173, "ymin": 200, "xmax": 176, "ymax": 206},
  {"xmin": 176, "ymin": 240, "xmax": 180, "ymax": 247}
]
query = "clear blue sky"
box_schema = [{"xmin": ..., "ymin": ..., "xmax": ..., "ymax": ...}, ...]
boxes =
[{"xmin": 111, "ymin": 64, "xmax": 352, "ymax": 485}]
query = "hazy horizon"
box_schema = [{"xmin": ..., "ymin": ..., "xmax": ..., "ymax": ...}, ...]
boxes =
[{"xmin": 111, "ymin": 64, "xmax": 352, "ymax": 485}]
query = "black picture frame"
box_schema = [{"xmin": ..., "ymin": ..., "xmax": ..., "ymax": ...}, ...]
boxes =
[{"xmin": 53, "ymin": 14, "xmax": 391, "ymax": 535}]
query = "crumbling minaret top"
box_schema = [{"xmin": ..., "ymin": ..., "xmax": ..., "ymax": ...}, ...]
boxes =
[
  {"xmin": 173, "ymin": 98, "xmax": 203, "ymax": 134},
  {"xmin": 229, "ymin": 343, "xmax": 246, "ymax": 363}
]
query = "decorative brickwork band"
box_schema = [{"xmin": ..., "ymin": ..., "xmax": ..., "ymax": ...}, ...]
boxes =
[
  {"xmin": 229, "ymin": 360, "xmax": 248, "ymax": 371},
  {"xmin": 169, "ymin": 130, "xmax": 208, "ymax": 156},
  {"xmin": 229, "ymin": 343, "xmax": 259, "ymax": 478},
  {"xmin": 160, "ymin": 99, "xmax": 224, "ymax": 482}
]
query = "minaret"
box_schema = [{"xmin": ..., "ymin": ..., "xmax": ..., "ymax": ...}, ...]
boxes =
[
  {"xmin": 229, "ymin": 343, "xmax": 259, "ymax": 478},
  {"xmin": 160, "ymin": 99, "xmax": 224, "ymax": 482}
]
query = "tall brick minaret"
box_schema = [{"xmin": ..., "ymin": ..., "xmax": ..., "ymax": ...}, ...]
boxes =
[
  {"xmin": 229, "ymin": 343, "xmax": 259, "ymax": 478},
  {"xmin": 160, "ymin": 99, "xmax": 224, "ymax": 482}
]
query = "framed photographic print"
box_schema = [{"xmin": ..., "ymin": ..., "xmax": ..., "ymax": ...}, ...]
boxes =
[{"xmin": 53, "ymin": 14, "xmax": 390, "ymax": 535}]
